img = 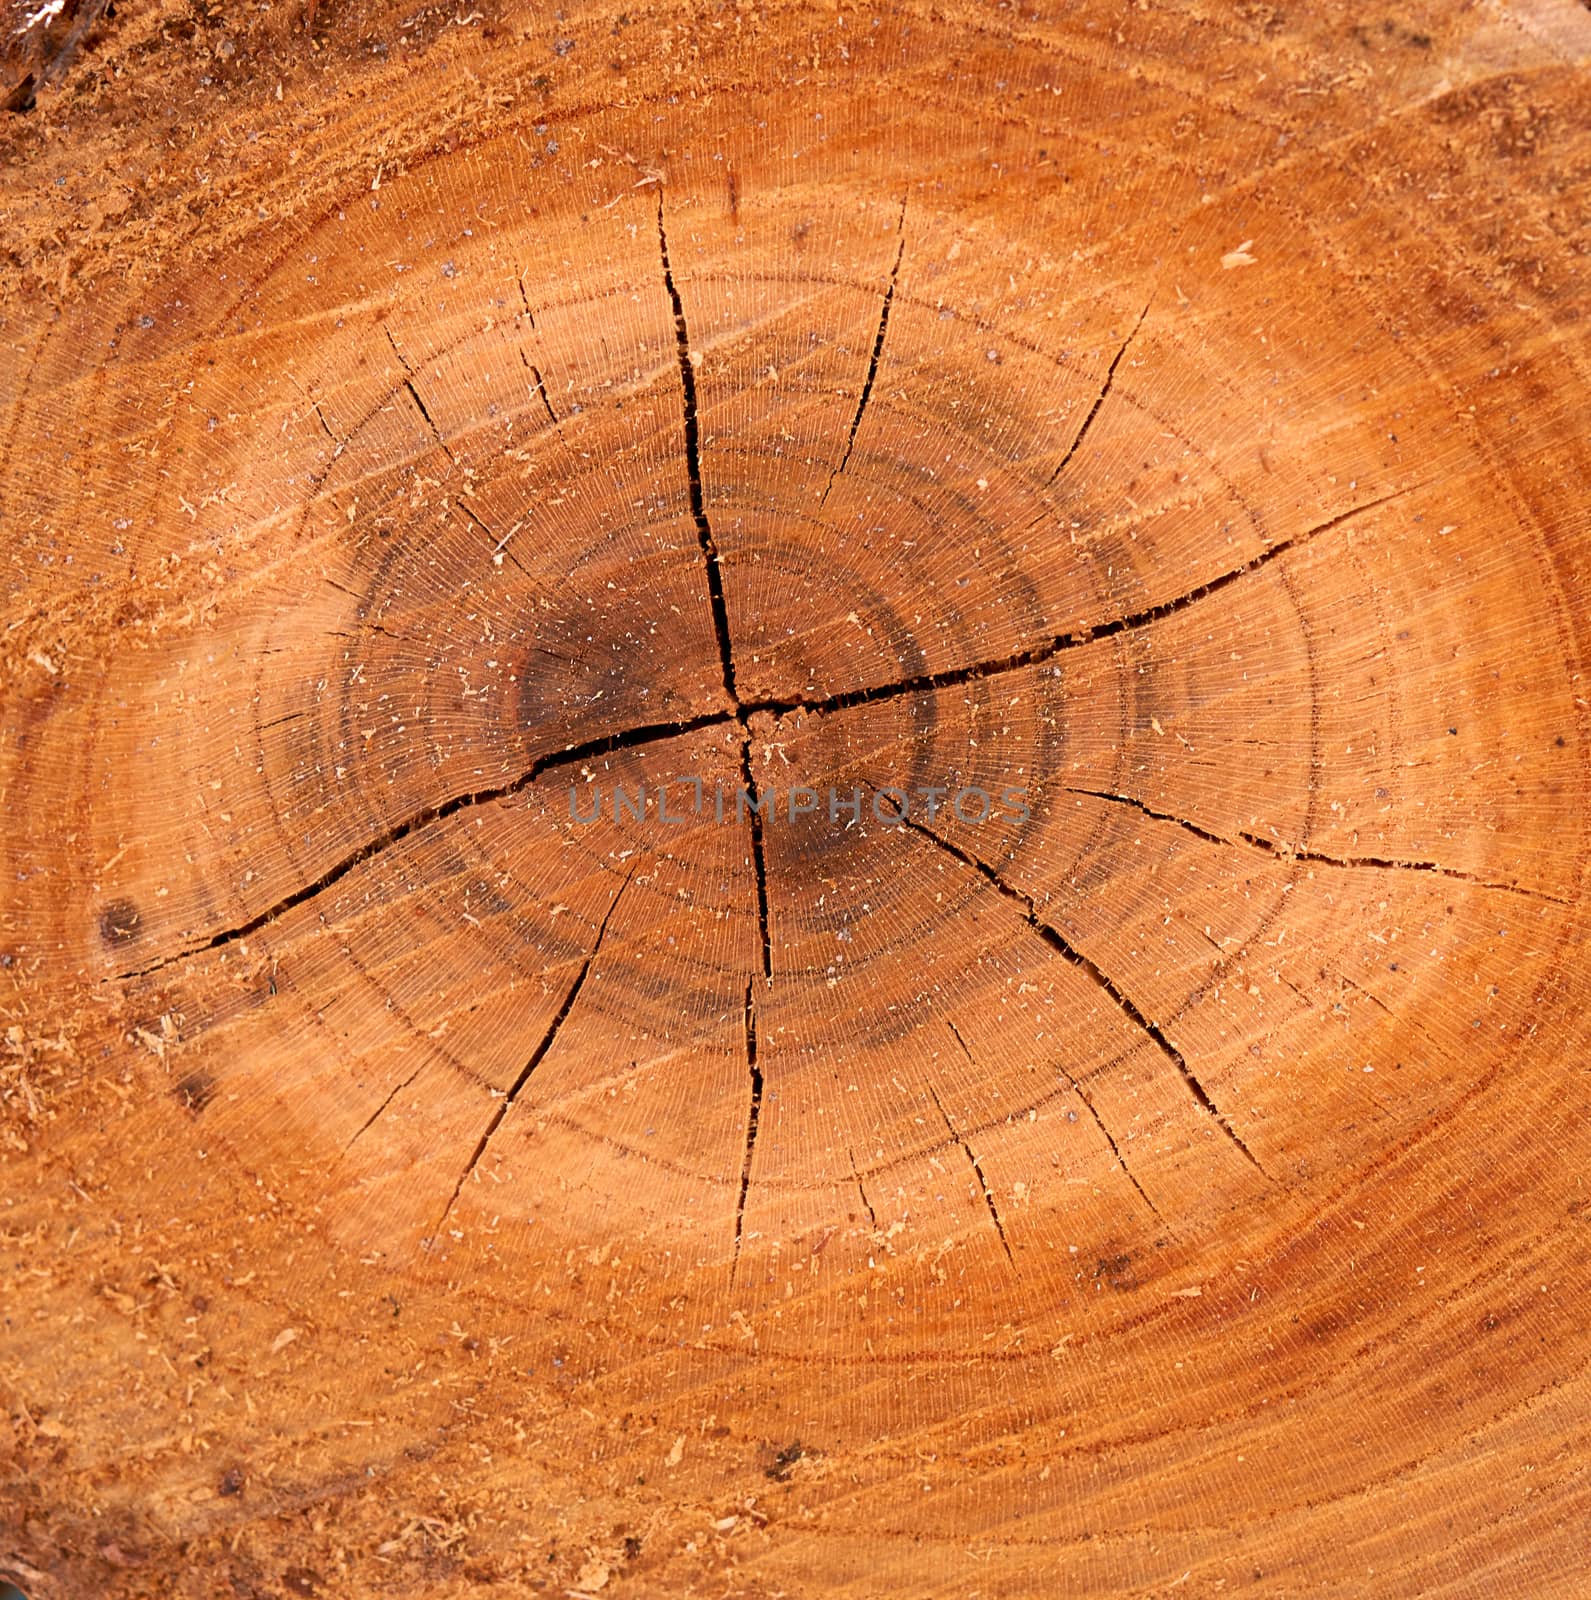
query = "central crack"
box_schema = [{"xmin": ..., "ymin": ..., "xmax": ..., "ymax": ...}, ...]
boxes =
[
  {"xmin": 659, "ymin": 192, "xmax": 773, "ymax": 1272},
  {"xmin": 656, "ymin": 193, "xmax": 773, "ymax": 974},
  {"xmin": 657, "ymin": 192, "xmax": 740, "ymax": 709}
]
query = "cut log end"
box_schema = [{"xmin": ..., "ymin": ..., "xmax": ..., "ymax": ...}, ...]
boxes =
[{"xmin": 2, "ymin": 0, "xmax": 1589, "ymax": 1595}]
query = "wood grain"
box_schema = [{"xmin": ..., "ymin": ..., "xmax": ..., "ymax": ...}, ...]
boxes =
[{"xmin": 2, "ymin": 0, "xmax": 1589, "ymax": 1595}]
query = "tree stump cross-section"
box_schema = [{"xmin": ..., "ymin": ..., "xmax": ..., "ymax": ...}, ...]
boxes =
[{"xmin": 2, "ymin": 1, "xmax": 1590, "ymax": 1594}]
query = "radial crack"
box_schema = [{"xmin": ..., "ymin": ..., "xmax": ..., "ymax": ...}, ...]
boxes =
[
  {"xmin": 309, "ymin": 402, "xmax": 340, "ymax": 447},
  {"xmin": 401, "ymin": 379, "xmax": 446, "ymax": 449},
  {"xmin": 454, "ymin": 499, "xmax": 531, "ymax": 577},
  {"xmin": 518, "ymin": 350, "xmax": 560, "ymax": 427},
  {"xmin": 731, "ymin": 977, "xmax": 764, "ymax": 1281},
  {"xmin": 287, "ymin": 376, "xmax": 342, "ymax": 450},
  {"xmin": 739, "ymin": 736, "xmax": 773, "ymax": 980},
  {"xmin": 1339, "ymin": 974, "xmax": 1394, "ymax": 1018},
  {"xmin": 1049, "ymin": 297, "xmax": 1152, "ymax": 483},
  {"xmin": 657, "ymin": 190, "xmax": 739, "ymax": 704},
  {"xmin": 340, "ymin": 1064, "xmax": 425, "ymax": 1158},
  {"xmin": 848, "ymin": 1145, "xmax": 879, "ymax": 1231},
  {"xmin": 737, "ymin": 483, "xmax": 1422, "ymax": 723},
  {"xmin": 327, "ymin": 617, "xmax": 406, "ymax": 643},
  {"xmin": 821, "ymin": 202, "xmax": 907, "ymax": 505},
  {"xmin": 1063, "ymin": 787, "xmax": 1230, "ymax": 847},
  {"xmin": 948, "ymin": 1018, "xmax": 1159, "ymax": 1220},
  {"xmin": 1069, "ymin": 786, "xmax": 1567, "ymax": 904},
  {"xmin": 902, "ymin": 818, "xmax": 1271, "ymax": 1178},
  {"xmin": 383, "ymin": 327, "xmax": 454, "ymax": 461},
  {"xmin": 927, "ymin": 1083, "xmax": 1014, "ymax": 1265},
  {"xmin": 1071, "ymin": 1090, "xmax": 1162, "ymax": 1219},
  {"xmin": 112, "ymin": 709, "xmax": 735, "ymax": 981},
  {"xmin": 435, "ymin": 866, "xmax": 635, "ymax": 1230}
]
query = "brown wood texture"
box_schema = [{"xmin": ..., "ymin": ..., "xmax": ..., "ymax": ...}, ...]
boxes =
[{"xmin": 3, "ymin": 1, "xmax": 1590, "ymax": 1595}]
